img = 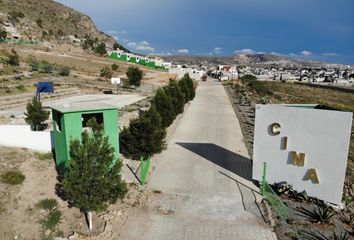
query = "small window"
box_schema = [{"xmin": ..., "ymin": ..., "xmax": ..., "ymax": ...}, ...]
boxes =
[
  {"xmin": 82, "ymin": 113, "xmax": 104, "ymax": 132},
  {"xmin": 55, "ymin": 112, "xmax": 63, "ymax": 132}
]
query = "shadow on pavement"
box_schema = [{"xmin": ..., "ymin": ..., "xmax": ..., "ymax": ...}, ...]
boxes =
[{"xmin": 176, "ymin": 142, "xmax": 253, "ymax": 182}]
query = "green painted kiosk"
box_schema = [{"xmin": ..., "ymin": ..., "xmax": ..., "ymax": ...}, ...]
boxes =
[{"xmin": 51, "ymin": 101, "xmax": 119, "ymax": 172}]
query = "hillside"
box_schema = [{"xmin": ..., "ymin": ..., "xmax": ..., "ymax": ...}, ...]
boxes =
[{"xmin": 0, "ymin": 0, "xmax": 118, "ymax": 48}]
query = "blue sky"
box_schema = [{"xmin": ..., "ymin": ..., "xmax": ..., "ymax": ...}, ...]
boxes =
[{"xmin": 56, "ymin": 0, "xmax": 354, "ymax": 64}]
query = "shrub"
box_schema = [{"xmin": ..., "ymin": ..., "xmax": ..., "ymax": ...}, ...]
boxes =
[
  {"xmin": 178, "ymin": 75, "xmax": 191, "ymax": 101},
  {"xmin": 182, "ymin": 73, "xmax": 195, "ymax": 100},
  {"xmin": 24, "ymin": 97, "xmax": 50, "ymax": 131},
  {"xmin": 126, "ymin": 66, "xmax": 143, "ymax": 87},
  {"xmin": 151, "ymin": 88, "xmax": 175, "ymax": 128},
  {"xmin": 94, "ymin": 42, "xmax": 106, "ymax": 55},
  {"xmin": 5, "ymin": 49, "xmax": 20, "ymax": 66},
  {"xmin": 28, "ymin": 56, "xmax": 39, "ymax": 71},
  {"xmin": 100, "ymin": 66, "xmax": 112, "ymax": 80},
  {"xmin": 8, "ymin": 11, "xmax": 24, "ymax": 23},
  {"xmin": 241, "ymin": 74, "xmax": 257, "ymax": 84},
  {"xmin": 36, "ymin": 198, "xmax": 58, "ymax": 211},
  {"xmin": 296, "ymin": 205, "xmax": 335, "ymax": 224},
  {"xmin": 120, "ymin": 106, "xmax": 166, "ymax": 159},
  {"xmin": 0, "ymin": 28, "xmax": 6, "ymax": 39},
  {"xmin": 111, "ymin": 64, "xmax": 119, "ymax": 71},
  {"xmin": 39, "ymin": 60, "xmax": 53, "ymax": 73},
  {"xmin": 36, "ymin": 18, "xmax": 43, "ymax": 28},
  {"xmin": 58, "ymin": 66, "xmax": 70, "ymax": 76},
  {"xmin": 1, "ymin": 170, "xmax": 25, "ymax": 185},
  {"xmin": 40, "ymin": 209, "xmax": 61, "ymax": 229},
  {"xmin": 298, "ymin": 230, "xmax": 351, "ymax": 240},
  {"xmin": 16, "ymin": 84, "xmax": 25, "ymax": 91}
]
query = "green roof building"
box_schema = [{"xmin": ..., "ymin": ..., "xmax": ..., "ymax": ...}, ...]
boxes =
[{"xmin": 51, "ymin": 101, "xmax": 119, "ymax": 172}]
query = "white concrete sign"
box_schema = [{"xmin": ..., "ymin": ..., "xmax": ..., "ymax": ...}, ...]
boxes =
[
  {"xmin": 111, "ymin": 77, "xmax": 121, "ymax": 85},
  {"xmin": 252, "ymin": 105, "xmax": 352, "ymax": 205}
]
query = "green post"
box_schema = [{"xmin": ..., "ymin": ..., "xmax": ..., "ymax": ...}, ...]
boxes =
[
  {"xmin": 140, "ymin": 156, "xmax": 151, "ymax": 186},
  {"xmin": 262, "ymin": 161, "xmax": 267, "ymax": 196}
]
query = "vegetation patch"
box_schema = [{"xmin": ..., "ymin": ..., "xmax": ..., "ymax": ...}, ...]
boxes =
[
  {"xmin": 0, "ymin": 170, "xmax": 25, "ymax": 185},
  {"xmin": 36, "ymin": 198, "xmax": 58, "ymax": 211},
  {"xmin": 40, "ymin": 209, "xmax": 62, "ymax": 230},
  {"xmin": 35, "ymin": 152, "xmax": 53, "ymax": 161}
]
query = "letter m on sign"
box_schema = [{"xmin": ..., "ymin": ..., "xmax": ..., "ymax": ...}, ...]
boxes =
[{"xmin": 290, "ymin": 151, "xmax": 305, "ymax": 167}]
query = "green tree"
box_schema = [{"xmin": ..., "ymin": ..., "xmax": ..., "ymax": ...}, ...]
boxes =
[
  {"xmin": 182, "ymin": 74, "xmax": 195, "ymax": 100},
  {"xmin": 151, "ymin": 88, "xmax": 175, "ymax": 128},
  {"xmin": 95, "ymin": 42, "xmax": 106, "ymax": 55},
  {"xmin": 126, "ymin": 66, "xmax": 143, "ymax": 87},
  {"xmin": 24, "ymin": 97, "xmax": 50, "ymax": 131},
  {"xmin": 120, "ymin": 106, "xmax": 166, "ymax": 159},
  {"xmin": 100, "ymin": 66, "xmax": 113, "ymax": 80},
  {"xmin": 164, "ymin": 80, "xmax": 186, "ymax": 115},
  {"xmin": 178, "ymin": 76, "xmax": 191, "ymax": 101},
  {"xmin": 62, "ymin": 118, "xmax": 127, "ymax": 230}
]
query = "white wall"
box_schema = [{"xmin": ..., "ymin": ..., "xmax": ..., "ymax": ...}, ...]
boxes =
[
  {"xmin": 252, "ymin": 105, "xmax": 352, "ymax": 205},
  {"xmin": 0, "ymin": 125, "xmax": 52, "ymax": 152}
]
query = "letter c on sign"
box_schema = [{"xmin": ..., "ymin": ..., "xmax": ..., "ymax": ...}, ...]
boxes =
[{"xmin": 270, "ymin": 123, "xmax": 281, "ymax": 136}]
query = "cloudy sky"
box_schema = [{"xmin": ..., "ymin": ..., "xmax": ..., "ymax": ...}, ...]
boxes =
[{"xmin": 56, "ymin": 0, "xmax": 354, "ymax": 64}]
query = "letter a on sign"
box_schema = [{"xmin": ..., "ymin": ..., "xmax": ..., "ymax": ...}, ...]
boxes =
[{"xmin": 304, "ymin": 169, "xmax": 319, "ymax": 184}]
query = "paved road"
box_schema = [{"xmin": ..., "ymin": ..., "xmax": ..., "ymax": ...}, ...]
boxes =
[{"xmin": 120, "ymin": 79, "xmax": 277, "ymax": 240}]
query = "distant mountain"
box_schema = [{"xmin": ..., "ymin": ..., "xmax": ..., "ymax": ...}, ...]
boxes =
[
  {"xmin": 163, "ymin": 54, "xmax": 345, "ymax": 68},
  {"xmin": 0, "ymin": 0, "xmax": 121, "ymax": 49}
]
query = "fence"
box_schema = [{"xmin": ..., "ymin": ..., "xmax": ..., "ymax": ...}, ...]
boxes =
[{"xmin": 262, "ymin": 162, "xmax": 288, "ymax": 220}]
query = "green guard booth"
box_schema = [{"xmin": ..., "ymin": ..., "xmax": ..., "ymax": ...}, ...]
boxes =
[{"xmin": 51, "ymin": 103, "xmax": 119, "ymax": 172}]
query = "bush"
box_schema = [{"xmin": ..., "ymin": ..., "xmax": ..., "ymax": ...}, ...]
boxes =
[
  {"xmin": 24, "ymin": 97, "xmax": 50, "ymax": 131},
  {"xmin": 182, "ymin": 73, "xmax": 195, "ymax": 100},
  {"xmin": 58, "ymin": 66, "xmax": 70, "ymax": 76},
  {"xmin": 36, "ymin": 18, "xmax": 43, "ymax": 28},
  {"xmin": 100, "ymin": 66, "xmax": 112, "ymax": 80},
  {"xmin": 120, "ymin": 106, "xmax": 166, "ymax": 159},
  {"xmin": 8, "ymin": 11, "xmax": 25, "ymax": 23},
  {"xmin": 296, "ymin": 205, "xmax": 335, "ymax": 224},
  {"xmin": 151, "ymin": 88, "xmax": 175, "ymax": 128},
  {"xmin": 39, "ymin": 60, "xmax": 53, "ymax": 73},
  {"xmin": 1, "ymin": 170, "xmax": 25, "ymax": 185},
  {"xmin": 40, "ymin": 209, "xmax": 61, "ymax": 229},
  {"xmin": 94, "ymin": 42, "xmax": 106, "ymax": 55},
  {"xmin": 5, "ymin": 49, "xmax": 20, "ymax": 66},
  {"xmin": 0, "ymin": 28, "xmax": 6, "ymax": 39},
  {"xmin": 126, "ymin": 66, "xmax": 143, "ymax": 87},
  {"xmin": 36, "ymin": 198, "xmax": 58, "ymax": 211},
  {"xmin": 241, "ymin": 74, "xmax": 257, "ymax": 84},
  {"xmin": 178, "ymin": 75, "xmax": 191, "ymax": 100},
  {"xmin": 111, "ymin": 64, "xmax": 119, "ymax": 71},
  {"xmin": 28, "ymin": 55, "xmax": 39, "ymax": 71}
]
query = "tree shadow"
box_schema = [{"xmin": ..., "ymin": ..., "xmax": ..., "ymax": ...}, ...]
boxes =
[{"xmin": 176, "ymin": 142, "xmax": 253, "ymax": 182}]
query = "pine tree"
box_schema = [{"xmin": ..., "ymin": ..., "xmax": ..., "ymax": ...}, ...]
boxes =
[
  {"xmin": 120, "ymin": 106, "xmax": 166, "ymax": 159},
  {"xmin": 164, "ymin": 80, "xmax": 186, "ymax": 115},
  {"xmin": 24, "ymin": 97, "xmax": 49, "ymax": 131},
  {"xmin": 62, "ymin": 118, "xmax": 127, "ymax": 230},
  {"xmin": 151, "ymin": 88, "xmax": 175, "ymax": 128},
  {"xmin": 178, "ymin": 76, "xmax": 191, "ymax": 101}
]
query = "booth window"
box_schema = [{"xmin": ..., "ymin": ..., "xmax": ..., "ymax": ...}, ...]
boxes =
[
  {"xmin": 55, "ymin": 112, "xmax": 63, "ymax": 132},
  {"xmin": 82, "ymin": 113, "xmax": 104, "ymax": 131}
]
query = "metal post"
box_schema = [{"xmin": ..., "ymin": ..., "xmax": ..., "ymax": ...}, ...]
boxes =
[{"xmin": 262, "ymin": 162, "xmax": 267, "ymax": 196}]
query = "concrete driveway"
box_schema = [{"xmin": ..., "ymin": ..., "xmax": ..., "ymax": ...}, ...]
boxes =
[{"xmin": 120, "ymin": 79, "xmax": 277, "ymax": 240}]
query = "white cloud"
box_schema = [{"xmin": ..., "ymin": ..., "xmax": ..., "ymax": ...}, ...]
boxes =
[
  {"xmin": 177, "ymin": 49, "xmax": 189, "ymax": 54},
  {"xmin": 322, "ymin": 52, "xmax": 339, "ymax": 57},
  {"xmin": 234, "ymin": 48, "xmax": 255, "ymax": 54},
  {"xmin": 211, "ymin": 47, "xmax": 222, "ymax": 55},
  {"xmin": 301, "ymin": 50, "xmax": 312, "ymax": 56},
  {"xmin": 127, "ymin": 41, "xmax": 155, "ymax": 52}
]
